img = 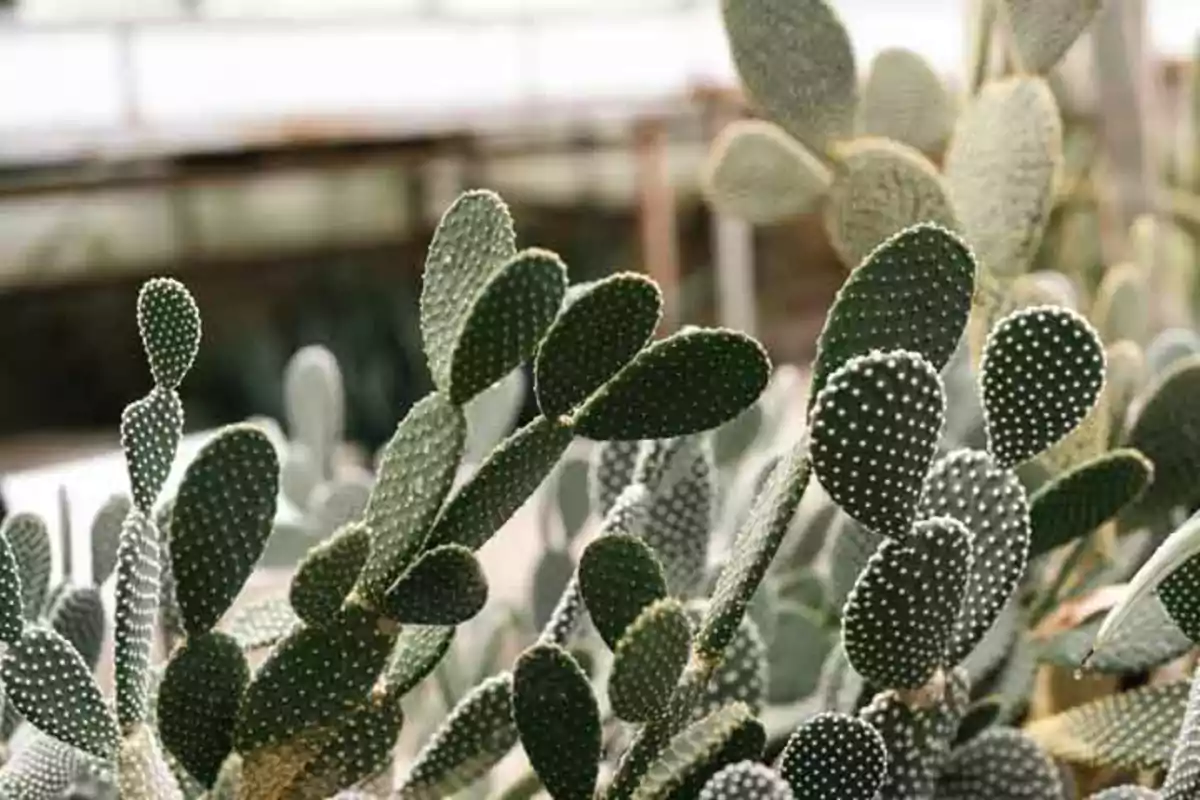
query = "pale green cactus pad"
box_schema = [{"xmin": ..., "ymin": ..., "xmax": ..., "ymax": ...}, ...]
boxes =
[
  {"xmin": 1161, "ymin": 668, "xmax": 1200, "ymax": 800},
  {"xmin": 702, "ymin": 120, "xmax": 832, "ymax": 224},
  {"xmin": 1028, "ymin": 448, "xmax": 1153, "ymax": 557},
  {"xmin": 824, "ymin": 138, "xmax": 958, "ymax": 268},
  {"xmin": 980, "ymin": 306, "xmax": 1106, "ymax": 468},
  {"xmin": 0, "ymin": 530, "xmax": 23, "ymax": 643},
  {"xmin": 1027, "ymin": 678, "xmax": 1190, "ymax": 770},
  {"xmin": 359, "ymin": 392, "xmax": 465, "ymax": 602},
  {"xmin": 283, "ymin": 344, "xmax": 343, "ymax": 476},
  {"xmin": 630, "ymin": 702, "xmax": 759, "ymax": 800},
  {"xmin": 2, "ymin": 626, "xmax": 119, "ymax": 760},
  {"xmin": 120, "ymin": 387, "xmax": 183, "ymax": 514},
  {"xmin": 0, "ymin": 731, "xmax": 84, "ymax": 799},
  {"xmin": 721, "ymin": 0, "xmax": 857, "ymax": 151},
  {"xmin": 419, "ymin": 189, "xmax": 517, "ymax": 396},
  {"xmin": 513, "ymin": 644, "xmax": 600, "ymax": 800},
  {"xmin": 426, "ymin": 415, "xmax": 573, "ymax": 552},
  {"xmin": 574, "ymin": 328, "xmax": 770, "ymax": 441},
  {"xmin": 808, "ymin": 222, "xmax": 976, "ymax": 406},
  {"xmin": 289, "ymin": 522, "xmax": 371, "ymax": 626},
  {"xmin": 1087, "ymin": 788, "xmax": 1160, "ymax": 799},
  {"xmin": 395, "ymin": 673, "xmax": 517, "ymax": 800},
  {"xmin": 448, "ymin": 247, "xmax": 567, "ymax": 405},
  {"xmin": 47, "ymin": 585, "xmax": 104, "ymax": 671},
  {"xmin": 157, "ymin": 631, "xmax": 249, "ymax": 787},
  {"xmin": 1127, "ymin": 357, "xmax": 1200, "ymax": 515},
  {"xmin": 776, "ymin": 713, "xmax": 887, "ymax": 800},
  {"xmin": 534, "ymin": 273, "xmax": 662, "ymax": 419},
  {"xmin": 644, "ymin": 438, "xmax": 716, "ymax": 596},
  {"xmin": 856, "ymin": 47, "xmax": 954, "ymax": 154},
  {"xmin": 692, "ymin": 608, "xmax": 767, "ymax": 720},
  {"xmin": 170, "ymin": 424, "xmax": 279, "ymax": 636},
  {"xmin": 699, "ymin": 761, "xmax": 794, "ymax": 800},
  {"xmin": 609, "ymin": 598, "xmax": 692, "ymax": 723},
  {"xmin": 91, "ymin": 493, "xmax": 130, "ymax": 586},
  {"xmin": 859, "ymin": 680, "xmax": 967, "ymax": 800},
  {"xmin": 591, "ymin": 440, "xmax": 642, "ymax": 516},
  {"xmin": 2, "ymin": 512, "xmax": 52, "ymax": 620},
  {"xmin": 136, "ymin": 277, "xmax": 201, "ymax": 390},
  {"xmin": 1094, "ymin": 264, "xmax": 1152, "ymax": 345},
  {"xmin": 810, "ymin": 350, "xmax": 945, "ymax": 540},
  {"xmin": 579, "ymin": 533, "xmax": 668, "ymax": 650},
  {"xmin": 1041, "ymin": 593, "xmax": 1190, "ymax": 675},
  {"xmin": 113, "ymin": 510, "xmax": 162, "ymax": 731},
  {"xmin": 918, "ymin": 448, "xmax": 1031, "ymax": 665},
  {"xmin": 998, "ymin": 0, "xmax": 1106, "ymax": 74},
  {"xmin": 382, "ymin": 624, "xmax": 455, "ymax": 696},
  {"xmin": 382, "ymin": 544, "xmax": 487, "ymax": 625},
  {"xmin": 937, "ymin": 727, "xmax": 1062, "ymax": 800},
  {"xmin": 843, "ymin": 517, "xmax": 972, "ymax": 689}
]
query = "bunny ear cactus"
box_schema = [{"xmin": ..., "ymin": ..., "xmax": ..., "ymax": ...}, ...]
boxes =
[{"xmin": 776, "ymin": 713, "xmax": 887, "ymax": 800}]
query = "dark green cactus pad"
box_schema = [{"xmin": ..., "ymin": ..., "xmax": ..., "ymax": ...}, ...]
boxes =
[
  {"xmin": 699, "ymin": 761, "xmax": 794, "ymax": 800},
  {"xmin": 234, "ymin": 604, "xmax": 395, "ymax": 753},
  {"xmin": 693, "ymin": 610, "xmax": 767, "ymax": 720},
  {"xmin": 426, "ymin": 415, "xmax": 573, "ymax": 552},
  {"xmin": 0, "ymin": 731, "xmax": 85, "ymax": 799},
  {"xmin": 1029, "ymin": 448, "xmax": 1153, "ymax": 558},
  {"xmin": 420, "ymin": 189, "xmax": 517, "ymax": 395},
  {"xmin": 609, "ymin": 598, "xmax": 692, "ymax": 723},
  {"xmin": 449, "ymin": 248, "xmax": 567, "ymax": 405},
  {"xmin": 1159, "ymin": 667, "xmax": 1200, "ymax": 800},
  {"xmin": 809, "ymin": 223, "xmax": 975, "ymax": 407},
  {"xmin": 859, "ymin": 681, "xmax": 967, "ymax": 800},
  {"xmin": 534, "ymin": 273, "xmax": 662, "ymax": 420},
  {"xmin": 574, "ymin": 329, "xmax": 770, "ymax": 441},
  {"xmin": 47, "ymin": 584, "xmax": 105, "ymax": 670},
  {"xmin": 1027, "ymin": 678, "xmax": 1190, "ymax": 770},
  {"xmin": 157, "ymin": 631, "xmax": 249, "ymax": 787},
  {"xmin": 579, "ymin": 533, "xmax": 668, "ymax": 650},
  {"xmin": 777, "ymin": 712, "xmax": 887, "ymax": 800},
  {"xmin": 289, "ymin": 522, "xmax": 371, "ymax": 626},
  {"xmin": 219, "ymin": 596, "xmax": 301, "ymax": 652},
  {"xmin": 810, "ymin": 350, "xmax": 945, "ymax": 540},
  {"xmin": 383, "ymin": 624, "xmax": 455, "ymax": 696},
  {"xmin": 918, "ymin": 448, "xmax": 1031, "ymax": 665},
  {"xmin": 3, "ymin": 512, "xmax": 52, "ymax": 620},
  {"xmin": 937, "ymin": 727, "xmax": 1062, "ymax": 800},
  {"xmin": 170, "ymin": 424, "xmax": 279, "ymax": 636},
  {"xmin": 843, "ymin": 517, "xmax": 972, "ymax": 689},
  {"xmin": 382, "ymin": 544, "xmax": 488, "ymax": 625},
  {"xmin": 668, "ymin": 718, "xmax": 766, "ymax": 800},
  {"xmin": 137, "ymin": 277, "xmax": 201, "ymax": 390},
  {"xmin": 645, "ymin": 440, "xmax": 716, "ymax": 596},
  {"xmin": 980, "ymin": 306, "xmax": 1105, "ymax": 468},
  {"xmin": 359, "ymin": 392, "xmax": 465, "ymax": 602},
  {"xmin": 0, "ymin": 530, "xmax": 23, "ymax": 643},
  {"xmin": 513, "ymin": 644, "xmax": 601, "ymax": 800},
  {"xmin": 120, "ymin": 387, "xmax": 183, "ymax": 513},
  {"xmin": 1127, "ymin": 357, "xmax": 1200, "ymax": 515},
  {"xmin": 720, "ymin": 0, "xmax": 857, "ymax": 150},
  {"xmin": 2, "ymin": 626, "xmax": 119, "ymax": 760},
  {"xmin": 955, "ymin": 697, "xmax": 1004, "ymax": 746},
  {"xmin": 114, "ymin": 509, "xmax": 162, "ymax": 732},
  {"xmin": 395, "ymin": 672, "xmax": 517, "ymax": 800},
  {"xmin": 91, "ymin": 493, "xmax": 130, "ymax": 586},
  {"xmin": 629, "ymin": 702, "xmax": 758, "ymax": 800},
  {"xmin": 998, "ymin": 0, "xmax": 1105, "ymax": 73}
]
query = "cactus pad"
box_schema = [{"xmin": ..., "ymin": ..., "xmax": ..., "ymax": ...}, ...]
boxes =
[
  {"xmin": 918, "ymin": 448, "xmax": 1031, "ymax": 664},
  {"xmin": 630, "ymin": 702, "xmax": 758, "ymax": 800},
  {"xmin": 609, "ymin": 598, "xmax": 692, "ymax": 723},
  {"xmin": 289, "ymin": 522, "xmax": 371, "ymax": 626},
  {"xmin": 980, "ymin": 306, "xmax": 1106, "ymax": 468},
  {"xmin": 0, "ymin": 531, "xmax": 23, "ymax": 643},
  {"xmin": 358, "ymin": 393, "xmax": 465, "ymax": 602},
  {"xmin": 0, "ymin": 732, "xmax": 84, "ymax": 799},
  {"xmin": 860, "ymin": 680, "xmax": 967, "ymax": 800},
  {"xmin": 579, "ymin": 533, "xmax": 668, "ymax": 650},
  {"xmin": 843, "ymin": 517, "xmax": 973, "ymax": 689},
  {"xmin": 382, "ymin": 544, "xmax": 488, "ymax": 625},
  {"xmin": 137, "ymin": 277, "xmax": 201, "ymax": 390},
  {"xmin": 47, "ymin": 586, "xmax": 105, "ymax": 670},
  {"xmin": 776, "ymin": 713, "xmax": 887, "ymax": 800},
  {"xmin": 1029, "ymin": 448, "xmax": 1153, "ymax": 557},
  {"xmin": 157, "ymin": 631, "xmax": 249, "ymax": 787},
  {"xmin": 219, "ymin": 596, "xmax": 301, "ymax": 652},
  {"xmin": 395, "ymin": 673, "xmax": 517, "ymax": 800},
  {"xmin": 383, "ymin": 624, "xmax": 455, "ymax": 696},
  {"xmin": 824, "ymin": 139, "xmax": 958, "ymax": 268},
  {"xmin": 91, "ymin": 493, "xmax": 130, "ymax": 586},
  {"xmin": 534, "ymin": 273, "xmax": 662, "ymax": 419},
  {"xmin": 693, "ymin": 609, "xmax": 767, "ymax": 719},
  {"xmin": 1088, "ymin": 789, "xmax": 1160, "ymax": 799},
  {"xmin": 120, "ymin": 387, "xmax": 183, "ymax": 513},
  {"xmin": 1128, "ymin": 357, "xmax": 1200, "ymax": 514},
  {"xmin": 644, "ymin": 439, "xmax": 716, "ymax": 596},
  {"xmin": 1161, "ymin": 668, "xmax": 1200, "ymax": 800},
  {"xmin": 591, "ymin": 440, "xmax": 642, "ymax": 516},
  {"xmin": 810, "ymin": 350, "xmax": 945, "ymax": 539},
  {"xmin": 2, "ymin": 626, "xmax": 118, "ymax": 759},
  {"xmin": 998, "ymin": 0, "xmax": 1106, "ymax": 74},
  {"xmin": 283, "ymin": 344, "xmax": 344, "ymax": 474},
  {"xmin": 3, "ymin": 512, "xmax": 52, "ymax": 620},
  {"xmin": 512, "ymin": 644, "xmax": 601, "ymax": 800},
  {"xmin": 721, "ymin": 0, "xmax": 857, "ymax": 150},
  {"xmin": 856, "ymin": 47, "xmax": 954, "ymax": 154},
  {"xmin": 426, "ymin": 415, "xmax": 573, "ymax": 552},
  {"xmin": 113, "ymin": 509, "xmax": 162, "ymax": 732},
  {"xmin": 937, "ymin": 727, "xmax": 1062, "ymax": 800},
  {"xmin": 419, "ymin": 189, "xmax": 517, "ymax": 394},
  {"xmin": 170, "ymin": 425, "xmax": 278, "ymax": 635},
  {"xmin": 449, "ymin": 247, "xmax": 567, "ymax": 405},
  {"xmin": 809, "ymin": 223, "xmax": 975, "ymax": 405},
  {"xmin": 699, "ymin": 761, "xmax": 795, "ymax": 800},
  {"xmin": 702, "ymin": 120, "xmax": 832, "ymax": 224},
  {"xmin": 117, "ymin": 724, "xmax": 184, "ymax": 800},
  {"xmin": 574, "ymin": 328, "xmax": 770, "ymax": 441}
]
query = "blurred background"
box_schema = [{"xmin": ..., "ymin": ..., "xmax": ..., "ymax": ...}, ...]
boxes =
[{"xmin": 0, "ymin": 0, "xmax": 1196, "ymax": 475}]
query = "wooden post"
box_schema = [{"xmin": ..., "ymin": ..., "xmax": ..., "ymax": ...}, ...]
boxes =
[{"xmin": 634, "ymin": 118, "xmax": 681, "ymax": 333}]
